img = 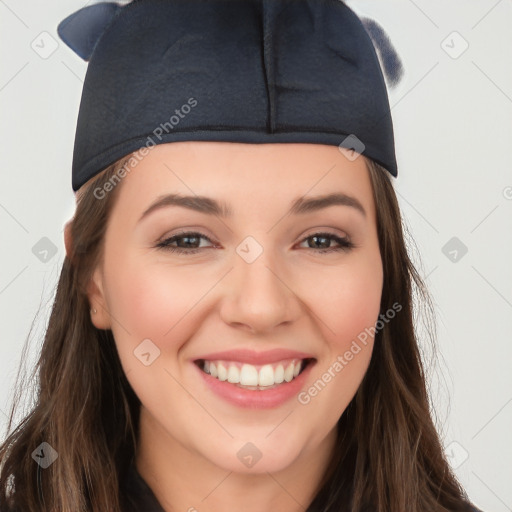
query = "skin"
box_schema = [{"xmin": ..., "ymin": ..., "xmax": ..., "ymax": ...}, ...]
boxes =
[{"xmin": 65, "ymin": 141, "xmax": 383, "ymax": 512}]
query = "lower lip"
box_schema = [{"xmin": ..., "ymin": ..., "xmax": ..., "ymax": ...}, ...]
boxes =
[{"xmin": 193, "ymin": 360, "xmax": 316, "ymax": 409}]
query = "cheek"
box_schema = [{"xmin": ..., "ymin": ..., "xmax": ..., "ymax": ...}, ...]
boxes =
[
  {"xmin": 103, "ymin": 255, "xmax": 207, "ymax": 354},
  {"xmin": 308, "ymin": 253, "xmax": 383, "ymax": 351},
  {"xmin": 296, "ymin": 256, "xmax": 382, "ymax": 427},
  {"xmin": 106, "ymin": 248, "xmax": 382, "ymax": 354},
  {"xmin": 299, "ymin": 252, "xmax": 383, "ymax": 406}
]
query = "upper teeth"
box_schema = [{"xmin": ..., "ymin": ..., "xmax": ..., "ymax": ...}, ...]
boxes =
[{"xmin": 202, "ymin": 359, "xmax": 304, "ymax": 387}]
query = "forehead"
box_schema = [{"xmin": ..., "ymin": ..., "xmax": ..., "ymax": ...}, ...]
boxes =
[{"xmin": 113, "ymin": 141, "xmax": 375, "ymax": 220}]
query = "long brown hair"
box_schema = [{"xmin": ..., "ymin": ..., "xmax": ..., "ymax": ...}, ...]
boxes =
[{"xmin": 0, "ymin": 154, "xmax": 474, "ymax": 512}]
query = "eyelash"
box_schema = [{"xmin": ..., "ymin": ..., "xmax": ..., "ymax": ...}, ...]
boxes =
[{"xmin": 155, "ymin": 231, "xmax": 354, "ymax": 255}]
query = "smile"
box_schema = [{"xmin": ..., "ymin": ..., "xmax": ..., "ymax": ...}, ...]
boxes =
[{"xmin": 195, "ymin": 358, "xmax": 314, "ymax": 390}]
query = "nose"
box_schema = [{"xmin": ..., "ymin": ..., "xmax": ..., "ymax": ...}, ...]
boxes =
[{"xmin": 219, "ymin": 243, "xmax": 303, "ymax": 335}]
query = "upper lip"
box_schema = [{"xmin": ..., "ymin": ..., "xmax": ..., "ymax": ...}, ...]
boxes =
[{"xmin": 193, "ymin": 348, "xmax": 315, "ymax": 365}]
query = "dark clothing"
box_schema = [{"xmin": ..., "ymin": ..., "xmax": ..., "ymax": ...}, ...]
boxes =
[
  {"xmin": 120, "ymin": 463, "xmax": 166, "ymax": 512},
  {"xmin": 121, "ymin": 463, "xmax": 485, "ymax": 512},
  {"xmin": 0, "ymin": 463, "xmax": 486, "ymax": 512}
]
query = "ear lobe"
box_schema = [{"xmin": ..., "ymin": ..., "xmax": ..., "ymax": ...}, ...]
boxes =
[
  {"xmin": 87, "ymin": 267, "xmax": 112, "ymax": 330},
  {"xmin": 57, "ymin": 2, "xmax": 123, "ymax": 61}
]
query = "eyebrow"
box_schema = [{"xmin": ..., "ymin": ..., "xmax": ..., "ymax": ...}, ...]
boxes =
[{"xmin": 138, "ymin": 191, "xmax": 366, "ymax": 223}]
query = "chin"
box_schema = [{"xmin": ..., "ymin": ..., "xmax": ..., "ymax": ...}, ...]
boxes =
[{"xmin": 205, "ymin": 436, "xmax": 305, "ymax": 475}]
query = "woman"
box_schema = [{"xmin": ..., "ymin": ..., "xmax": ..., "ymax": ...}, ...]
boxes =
[{"xmin": 0, "ymin": 1, "xmax": 484, "ymax": 511}]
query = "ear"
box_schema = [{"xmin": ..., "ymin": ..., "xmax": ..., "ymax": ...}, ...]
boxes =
[
  {"xmin": 87, "ymin": 267, "xmax": 112, "ymax": 330},
  {"xmin": 64, "ymin": 219, "xmax": 74, "ymax": 259},
  {"xmin": 57, "ymin": 2, "xmax": 123, "ymax": 61},
  {"xmin": 361, "ymin": 17, "xmax": 404, "ymax": 88},
  {"xmin": 64, "ymin": 219, "xmax": 111, "ymax": 329}
]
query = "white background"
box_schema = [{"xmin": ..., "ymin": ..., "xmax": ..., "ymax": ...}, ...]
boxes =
[{"xmin": 1, "ymin": 1, "xmax": 511, "ymax": 511}]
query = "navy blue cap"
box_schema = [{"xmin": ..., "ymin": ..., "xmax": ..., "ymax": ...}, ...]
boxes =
[{"xmin": 58, "ymin": 0, "xmax": 401, "ymax": 192}]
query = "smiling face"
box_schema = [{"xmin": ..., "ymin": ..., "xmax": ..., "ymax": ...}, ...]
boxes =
[{"xmin": 86, "ymin": 141, "xmax": 383, "ymax": 479}]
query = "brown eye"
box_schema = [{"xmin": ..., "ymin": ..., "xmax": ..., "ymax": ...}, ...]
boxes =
[
  {"xmin": 156, "ymin": 232, "xmax": 215, "ymax": 254},
  {"xmin": 155, "ymin": 231, "xmax": 354, "ymax": 256},
  {"xmin": 299, "ymin": 232, "xmax": 354, "ymax": 253}
]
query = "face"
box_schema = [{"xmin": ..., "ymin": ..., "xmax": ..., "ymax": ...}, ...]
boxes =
[{"xmin": 86, "ymin": 141, "xmax": 383, "ymax": 475}]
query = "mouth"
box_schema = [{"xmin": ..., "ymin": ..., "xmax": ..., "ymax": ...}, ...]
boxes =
[{"xmin": 193, "ymin": 357, "xmax": 316, "ymax": 391}]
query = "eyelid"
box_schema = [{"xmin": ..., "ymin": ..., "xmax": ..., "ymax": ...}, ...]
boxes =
[
  {"xmin": 300, "ymin": 226, "xmax": 349, "ymax": 239},
  {"xmin": 155, "ymin": 228, "xmax": 355, "ymax": 254},
  {"xmin": 157, "ymin": 228, "xmax": 217, "ymax": 244},
  {"xmin": 156, "ymin": 226, "xmax": 350, "ymax": 246}
]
